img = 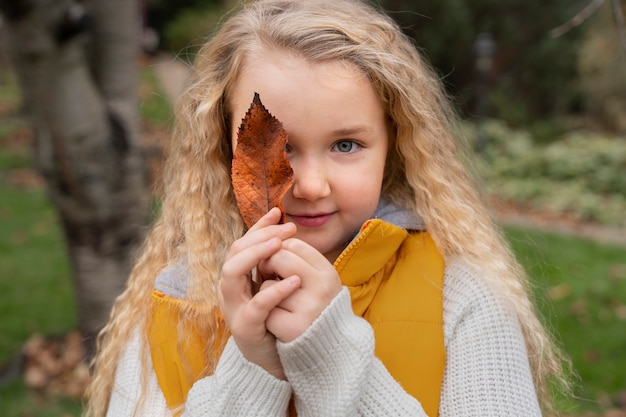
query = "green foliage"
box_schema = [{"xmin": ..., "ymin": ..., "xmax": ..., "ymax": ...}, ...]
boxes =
[
  {"xmin": 152, "ymin": 0, "xmax": 621, "ymax": 129},
  {"xmin": 153, "ymin": 1, "xmax": 623, "ymax": 131},
  {"xmin": 163, "ymin": 6, "xmax": 224, "ymax": 61},
  {"xmin": 477, "ymin": 120, "xmax": 626, "ymax": 226},
  {"xmin": 378, "ymin": 0, "xmax": 589, "ymax": 124},
  {"xmin": 139, "ymin": 66, "xmax": 173, "ymax": 128}
]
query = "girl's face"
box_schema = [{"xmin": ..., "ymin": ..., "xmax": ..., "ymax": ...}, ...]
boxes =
[{"xmin": 230, "ymin": 49, "xmax": 389, "ymax": 262}]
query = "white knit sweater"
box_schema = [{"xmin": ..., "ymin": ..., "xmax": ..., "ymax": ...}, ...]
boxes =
[{"xmin": 106, "ymin": 258, "xmax": 541, "ymax": 416}]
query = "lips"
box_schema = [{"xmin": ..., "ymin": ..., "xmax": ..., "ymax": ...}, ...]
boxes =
[{"xmin": 287, "ymin": 212, "xmax": 334, "ymax": 228}]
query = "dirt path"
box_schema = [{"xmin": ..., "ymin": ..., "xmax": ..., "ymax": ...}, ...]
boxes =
[{"xmin": 493, "ymin": 201, "xmax": 626, "ymax": 247}]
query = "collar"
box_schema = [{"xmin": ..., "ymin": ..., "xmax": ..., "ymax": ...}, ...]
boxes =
[
  {"xmin": 372, "ymin": 197, "xmax": 425, "ymax": 231},
  {"xmin": 335, "ymin": 218, "xmax": 410, "ymax": 316}
]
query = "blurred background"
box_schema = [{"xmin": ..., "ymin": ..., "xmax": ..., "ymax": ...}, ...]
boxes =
[{"xmin": 0, "ymin": 0, "xmax": 625, "ymax": 415}]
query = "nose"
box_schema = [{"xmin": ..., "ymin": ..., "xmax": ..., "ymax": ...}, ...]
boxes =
[{"xmin": 290, "ymin": 157, "xmax": 331, "ymax": 201}]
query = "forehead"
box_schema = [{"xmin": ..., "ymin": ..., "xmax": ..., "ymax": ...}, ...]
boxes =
[
  {"xmin": 231, "ymin": 49, "xmax": 366, "ymax": 98},
  {"xmin": 228, "ymin": 48, "xmax": 382, "ymax": 138}
]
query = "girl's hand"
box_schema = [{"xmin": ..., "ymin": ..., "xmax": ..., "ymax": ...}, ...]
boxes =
[
  {"xmin": 219, "ymin": 208, "xmax": 299, "ymax": 380},
  {"xmin": 259, "ymin": 237, "xmax": 343, "ymax": 343}
]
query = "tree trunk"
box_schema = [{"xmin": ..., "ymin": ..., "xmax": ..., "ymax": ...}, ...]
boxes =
[{"xmin": 0, "ymin": 0, "xmax": 150, "ymax": 356}]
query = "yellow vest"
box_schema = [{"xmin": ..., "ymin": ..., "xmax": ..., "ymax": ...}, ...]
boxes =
[{"xmin": 148, "ymin": 219, "xmax": 445, "ymax": 416}]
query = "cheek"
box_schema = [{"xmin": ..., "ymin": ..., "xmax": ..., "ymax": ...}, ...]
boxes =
[
  {"xmin": 351, "ymin": 156, "xmax": 386, "ymax": 189},
  {"xmin": 336, "ymin": 168, "xmax": 383, "ymax": 209}
]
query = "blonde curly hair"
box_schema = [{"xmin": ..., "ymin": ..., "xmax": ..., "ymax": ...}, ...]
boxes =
[{"xmin": 85, "ymin": 0, "xmax": 570, "ymax": 415}]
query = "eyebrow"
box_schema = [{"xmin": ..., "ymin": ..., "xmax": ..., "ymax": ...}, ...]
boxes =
[{"xmin": 330, "ymin": 126, "xmax": 374, "ymax": 137}]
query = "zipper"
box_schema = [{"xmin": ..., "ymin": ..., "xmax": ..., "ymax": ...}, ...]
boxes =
[{"xmin": 333, "ymin": 220, "xmax": 377, "ymax": 270}]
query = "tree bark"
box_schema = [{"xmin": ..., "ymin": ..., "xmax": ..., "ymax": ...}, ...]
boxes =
[{"xmin": 0, "ymin": 0, "xmax": 150, "ymax": 357}]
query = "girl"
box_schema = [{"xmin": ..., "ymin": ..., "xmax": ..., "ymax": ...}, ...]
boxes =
[{"xmin": 86, "ymin": 0, "xmax": 570, "ymax": 416}]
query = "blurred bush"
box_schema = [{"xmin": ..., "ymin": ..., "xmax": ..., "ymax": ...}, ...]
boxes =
[
  {"xmin": 145, "ymin": 0, "xmax": 237, "ymax": 61},
  {"xmin": 476, "ymin": 120, "xmax": 626, "ymax": 227},
  {"xmin": 380, "ymin": 0, "xmax": 587, "ymax": 127},
  {"xmin": 163, "ymin": 5, "xmax": 226, "ymax": 61},
  {"xmin": 151, "ymin": 1, "xmax": 625, "ymax": 134}
]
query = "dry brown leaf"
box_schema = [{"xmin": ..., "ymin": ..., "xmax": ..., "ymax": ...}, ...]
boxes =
[
  {"xmin": 231, "ymin": 93, "xmax": 294, "ymax": 228},
  {"xmin": 548, "ymin": 283, "xmax": 572, "ymax": 301},
  {"xmin": 21, "ymin": 331, "xmax": 89, "ymax": 398}
]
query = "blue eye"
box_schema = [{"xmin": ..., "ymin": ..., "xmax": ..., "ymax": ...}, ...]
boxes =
[{"xmin": 333, "ymin": 140, "xmax": 358, "ymax": 153}]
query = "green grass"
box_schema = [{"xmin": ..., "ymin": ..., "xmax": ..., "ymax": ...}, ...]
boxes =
[
  {"xmin": 0, "ymin": 379, "xmax": 83, "ymax": 417},
  {"xmin": 506, "ymin": 226, "xmax": 626, "ymax": 413},
  {"xmin": 0, "ymin": 185, "xmax": 77, "ymax": 359},
  {"xmin": 0, "ymin": 149, "xmax": 82, "ymax": 415},
  {"xmin": 0, "ymin": 73, "xmax": 81, "ymax": 414}
]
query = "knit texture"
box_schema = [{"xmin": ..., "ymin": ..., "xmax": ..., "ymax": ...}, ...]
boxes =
[
  {"xmin": 106, "ymin": 334, "xmax": 169, "ymax": 417},
  {"xmin": 107, "ymin": 258, "xmax": 541, "ymax": 416}
]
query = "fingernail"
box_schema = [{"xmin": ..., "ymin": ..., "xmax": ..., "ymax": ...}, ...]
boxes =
[
  {"xmin": 280, "ymin": 222, "xmax": 294, "ymax": 231},
  {"xmin": 284, "ymin": 275, "xmax": 299, "ymax": 287}
]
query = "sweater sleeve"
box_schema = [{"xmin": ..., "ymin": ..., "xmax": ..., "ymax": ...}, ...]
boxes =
[
  {"xmin": 107, "ymin": 330, "xmax": 172, "ymax": 416},
  {"xmin": 110, "ymin": 259, "xmax": 541, "ymax": 417},
  {"xmin": 183, "ymin": 337, "xmax": 292, "ymax": 416},
  {"xmin": 276, "ymin": 261, "xmax": 542, "ymax": 417},
  {"xmin": 277, "ymin": 287, "xmax": 428, "ymax": 417},
  {"xmin": 438, "ymin": 259, "xmax": 542, "ymax": 417},
  {"xmin": 108, "ymin": 330, "xmax": 292, "ymax": 416}
]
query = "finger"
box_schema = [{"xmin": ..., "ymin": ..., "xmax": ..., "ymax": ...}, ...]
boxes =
[
  {"xmin": 247, "ymin": 275, "xmax": 301, "ymax": 320},
  {"xmin": 228, "ymin": 222, "xmax": 296, "ymax": 257},
  {"xmin": 260, "ymin": 240, "xmax": 334, "ymax": 283},
  {"xmin": 260, "ymin": 276, "xmax": 304, "ymax": 313},
  {"xmin": 257, "ymin": 248, "xmax": 311, "ymax": 283},
  {"xmin": 260, "ymin": 244, "xmax": 341, "ymax": 309},
  {"xmin": 266, "ymin": 304, "xmax": 305, "ymax": 343},
  {"xmin": 247, "ymin": 207, "xmax": 283, "ymax": 232},
  {"xmin": 220, "ymin": 237, "xmax": 282, "ymax": 303},
  {"xmin": 281, "ymin": 238, "xmax": 333, "ymax": 271},
  {"xmin": 258, "ymin": 278, "xmax": 280, "ymax": 291}
]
